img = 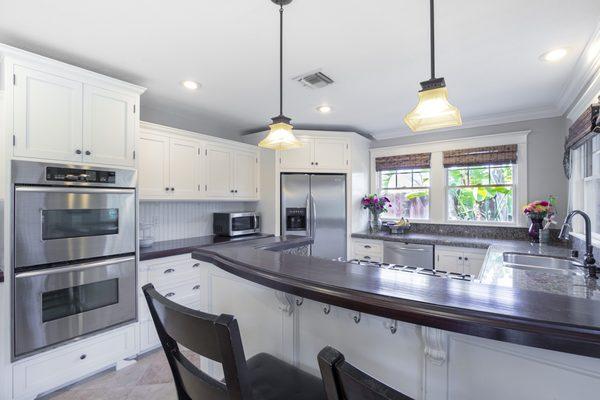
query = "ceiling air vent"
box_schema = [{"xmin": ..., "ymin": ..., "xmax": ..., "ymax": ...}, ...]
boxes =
[{"xmin": 295, "ymin": 71, "xmax": 334, "ymax": 89}]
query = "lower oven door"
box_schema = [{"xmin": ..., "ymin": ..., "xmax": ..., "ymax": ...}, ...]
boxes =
[{"xmin": 14, "ymin": 255, "xmax": 136, "ymax": 358}]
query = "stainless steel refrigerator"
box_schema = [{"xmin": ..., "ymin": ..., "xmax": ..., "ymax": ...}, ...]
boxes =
[{"xmin": 281, "ymin": 173, "xmax": 346, "ymax": 260}]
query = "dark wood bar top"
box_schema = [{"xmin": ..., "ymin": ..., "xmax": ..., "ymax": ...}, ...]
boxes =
[{"xmin": 193, "ymin": 236, "xmax": 600, "ymax": 359}]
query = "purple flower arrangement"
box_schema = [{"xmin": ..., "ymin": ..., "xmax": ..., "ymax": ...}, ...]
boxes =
[{"xmin": 361, "ymin": 194, "xmax": 391, "ymax": 215}]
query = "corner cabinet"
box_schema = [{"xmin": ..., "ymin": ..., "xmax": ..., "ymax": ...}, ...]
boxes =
[
  {"xmin": 138, "ymin": 124, "xmax": 260, "ymax": 201},
  {"xmin": 278, "ymin": 136, "xmax": 350, "ymax": 172},
  {"xmin": 8, "ymin": 58, "xmax": 144, "ymax": 167}
]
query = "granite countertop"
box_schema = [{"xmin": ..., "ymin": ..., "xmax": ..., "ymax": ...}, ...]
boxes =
[
  {"xmin": 193, "ymin": 235, "xmax": 600, "ymax": 359},
  {"xmin": 478, "ymin": 242, "xmax": 600, "ymax": 299},
  {"xmin": 139, "ymin": 233, "xmax": 274, "ymax": 261},
  {"xmin": 351, "ymin": 231, "xmax": 564, "ymax": 249}
]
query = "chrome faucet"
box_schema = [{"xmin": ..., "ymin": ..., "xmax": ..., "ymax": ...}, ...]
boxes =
[{"xmin": 559, "ymin": 210, "xmax": 597, "ymax": 278}]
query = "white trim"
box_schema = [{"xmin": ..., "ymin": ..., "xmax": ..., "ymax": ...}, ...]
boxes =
[
  {"xmin": 559, "ymin": 21, "xmax": 600, "ymax": 116},
  {"xmin": 371, "ymin": 131, "xmax": 529, "ymax": 227}
]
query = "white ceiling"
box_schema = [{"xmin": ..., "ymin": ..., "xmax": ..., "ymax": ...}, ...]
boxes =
[{"xmin": 1, "ymin": 0, "xmax": 599, "ymax": 140}]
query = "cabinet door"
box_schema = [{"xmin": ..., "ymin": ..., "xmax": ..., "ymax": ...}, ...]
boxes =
[
  {"xmin": 234, "ymin": 150, "xmax": 258, "ymax": 200},
  {"xmin": 138, "ymin": 132, "xmax": 170, "ymax": 199},
  {"xmin": 279, "ymin": 137, "xmax": 313, "ymax": 170},
  {"xmin": 83, "ymin": 85, "xmax": 136, "ymax": 167},
  {"xmin": 313, "ymin": 138, "xmax": 349, "ymax": 170},
  {"xmin": 13, "ymin": 65, "xmax": 83, "ymax": 162},
  {"xmin": 436, "ymin": 250, "xmax": 464, "ymax": 274},
  {"xmin": 463, "ymin": 252, "xmax": 487, "ymax": 277},
  {"xmin": 170, "ymin": 138, "xmax": 201, "ymax": 199},
  {"xmin": 205, "ymin": 144, "xmax": 233, "ymax": 198}
]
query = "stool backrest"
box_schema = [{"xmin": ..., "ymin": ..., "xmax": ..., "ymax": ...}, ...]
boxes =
[
  {"xmin": 143, "ymin": 283, "xmax": 253, "ymax": 400},
  {"xmin": 317, "ymin": 346, "xmax": 413, "ymax": 400}
]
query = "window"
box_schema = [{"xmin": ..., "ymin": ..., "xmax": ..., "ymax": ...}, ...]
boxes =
[
  {"xmin": 571, "ymin": 135, "xmax": 600, "ymax": 238},
  {"xmin": 446, "ymin": 164, "xmax": 514, "ymax": 223},
  {"xmin": 380, "ymin": 168, "xmax": 430, "ymax": 220}
]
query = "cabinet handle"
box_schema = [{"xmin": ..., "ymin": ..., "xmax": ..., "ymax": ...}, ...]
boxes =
[
  {"xmin": 165, "ymin": 187, "xmax": 170, "ymax": 191},
  {"xmin": 85, "ymin": 150, "xmax": 91, "ymax": 156},
  {"xmin": 464, "ymin": 257, "xmax": 469, "ymax": 261},
  {"xmin": 75, "ymin": 149, "xmax": 82, "ymax": 155},
  {"xmin": 363, "ymin": 255, "xmax": 371, "ymax": 260},
  {"xmin": 164, "ymin": 268, "xmax": 175, "ymax": 274},
  {"xmin": 311, "ymin": 162, "xmax": 314, "ymax": 165},
  {"xmin": 171, "ymin": 187, "xmax": 175, "ymax": 191},
  {"xmin": 165, "ymin": 292, "xmax": 175, "ymax": 298},
  {"xmin": 230, "ymin": 190, "xmax": 234, "ymax": 193},
  {"xmin": 80, "ymin": 354, "xmax": 87, "ymax": 360},
  {"xmin": 364, "ymin": 245, "xmax": 372, "ymax": 249},
  {"xmin": 234, "ymin": 190, "xmax": 238, "ymax": 193},
  {"xmin": 458, "ymin": 257, "xmax": 463, "ymax": 260},
  {"xmin": 192, "ymin": 263, "xmax": 200, "ymax": 268},
  {"xmin": 315, "ymin": 162, "xmax": 319, "ymax": 165},
  {"xmin": 192, "ymin": 285, "xmax": 200, "ymax": 290}
]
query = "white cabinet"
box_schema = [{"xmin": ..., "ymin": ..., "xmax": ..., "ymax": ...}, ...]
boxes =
[
  {"xmin": 435, "ymin": 246, "xmax": 487, "ymax": 276},
  {"xmin": 83, "ymin": 85, "xmax": 136, "ymax": 167},
  {"xmin": 351, "ymin": 239, "xmax": 384, "ymax": 262},
  {"xmin": 13, "ymin": 65, "xmax": 83, "ymax": 162},
  {"xmin": 139, "ymin": 133, "xmax": 202, "ymax": 200},
  {"xmin": 205, "ymin": 144, "xmax": 234, "ymax": 198},
  {"xmin": 234, "ymin": 150, "xmax": 259, "ymax": 199},
  {"xmin": 10, "ymin": 62, "xmax": 142, "ymax": 167},
  {"xmin": 279, "ymin": 136, "xmax": 349, "ymax": 171}
]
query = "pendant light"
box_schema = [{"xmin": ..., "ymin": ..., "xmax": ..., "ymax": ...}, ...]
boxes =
[
  {"xmin": 259, "ymin": 0, "xmax": 302, "ymax": 150},
  {"xmin": 404, "ymin": 0, "xmax": 462, "ymax": 132}
]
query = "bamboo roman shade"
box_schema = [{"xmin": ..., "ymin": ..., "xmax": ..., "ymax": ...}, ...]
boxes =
[
  {"xmin": 443, "ymin": 145, "xmax": 518, "ymax": 168},
  {"xmin": 375, "ymin": 153, "xmax": 431, "ymax": 172}
]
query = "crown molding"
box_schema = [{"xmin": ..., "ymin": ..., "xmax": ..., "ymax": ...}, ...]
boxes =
[
  {"xmin": 372, "ymin": 105, "xmax": 560, "ymax": 141},
  {"xmin": 557, "ymin": 21, "xmax": 600, "ymax": 115}
]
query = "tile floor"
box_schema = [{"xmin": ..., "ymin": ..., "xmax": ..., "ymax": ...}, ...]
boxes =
[{"xmin": 41, "ymin": 348, "xmax": 198, "ymax": 400}]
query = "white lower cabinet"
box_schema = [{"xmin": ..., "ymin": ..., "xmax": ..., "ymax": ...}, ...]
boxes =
[
  {"xmin": 435, "ymin": 246, "xmax": 487, "ymax": 276},
  {"xmin": 138, "ymin": 254, "xmax": 203, "ymax": 353},
  {"xmin": 351, "ymin": 239, "xmax": 384, "ymax": 262},
  {"xmin": 12, "ymin": 324, "xmax": 138, "ymax": 400}
]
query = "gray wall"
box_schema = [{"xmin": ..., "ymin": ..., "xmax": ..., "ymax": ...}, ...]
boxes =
[{"xmin": 372, "ymin": 116, "xmax": 569, "ymax": 219}]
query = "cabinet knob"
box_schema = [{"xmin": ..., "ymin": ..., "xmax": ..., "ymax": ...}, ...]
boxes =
[
  {"xmin": 85, "ymin": 150, "xmax": 91, "ymax": 156},
  {"xmin": 458, "ymin": 257, "xmax": 463, "ymax": 260},
  {"xmin": 315, "ymin": 162, "xmax": 319, "ymax": 166},
  {"xmin": 80, "ymin": 354, "xmax": 87, "ymax": 360},
  {"xmin": 311, "ymin": 162, "xmax": 314, "ymax": 165},
  {"xmin": 75, "ymin": 149, "xmax": 82, "ymax": 155},
  {"xmin": 230, "ymin": 190, "xmax": 234, "ymax": 193},
  {"xmin": 165, "ymin": 187, "xmax": 170, "ymax": 191},
  {"xmin": 364, "ymin": 245, "xmax": 371, "ymax": 249},
  {"xmin": 171, "ymin": 187, "xmax": 175, "ymax": 191},
  {"xmin": 192, "ymin": 263, "xmax": 200, "ymax": 268},
  {"xmin": 464, "ymin": 257, "xmax": 469, "ymax": 261},
  {"xmin": 234, "ymin": 190, "xmax": 238, "ymax": 193},
  {"xmin": 165, "ymin": 292, "xmax": 175, "ymax": 298},
  {"xmin": 192, "ymin": 285, "xmax": 200, "ymax": 290},
  {"xmin": 164, "ymin": 268, "xmax": 175, "ymax": 274}
]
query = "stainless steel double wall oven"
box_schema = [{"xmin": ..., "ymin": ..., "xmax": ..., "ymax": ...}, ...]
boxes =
[{"xmin": 12, "ymin": 161, "xmax": 137, "ymax": 358}]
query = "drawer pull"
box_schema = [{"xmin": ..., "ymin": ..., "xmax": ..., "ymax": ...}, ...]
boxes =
[
  {"xmin": 363, "ymin": 256, "xmax": 371, "ymax": 260},
  {"xmin": 80, "ymin": 354, "xmax": 87, "ymax": 360},
  {"xmin": 192, "ymin": 285, "xmax": 200, "ymax": 291},
  {"xmin": 364, "ymin": 245, "xmax": 372, "ymax": 249},
  {"xmin": 192, "ymin": 263, "xmax": 200, "ymax": 268},
  {"xmin": 164, "ymin": 268, "xmax": 175, "ymax": 274},
  {"xmin": 165, "ymin": 292, "xmax": 175, "ymax": 298}
]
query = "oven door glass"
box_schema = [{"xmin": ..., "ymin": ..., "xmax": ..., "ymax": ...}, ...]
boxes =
[
  {"xmin": 232, "ymin": 216, "xmax": 257, "ymax": 231},
  {"xmin": 42, "ymin": 278, "xmax": 119, "ymax": 322},
  {"xmin": 42, "ymin": 209, "xmax": 119, "ymax": 240}
]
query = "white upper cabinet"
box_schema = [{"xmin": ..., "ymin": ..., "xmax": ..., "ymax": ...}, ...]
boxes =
[
  {"xmin": 7, "ymin": 53, "xmax": 144, "ymax": 167},
  {"xmin": 13, "ymin": 65, "xmax": 83, "ymax": 162},
  {"xmin": 169, "ymin": 138, "xmax": 202, "ymax": 200},
  {"xmin": 83, "ymin": 85, "xmax": 136, "ymax": 167},
  {"xmin": 234, "ymin": 150, "xmax": 259, "ymax": 199},
  {"xmin": 279, "ymin": 136, "xmax": 350, "ymax": 171},
  {"xmin": 137, "ymin": 124, "xmax": 260, "ymax": 201},
  {"xmin": 138, "ymin": 132, "xmax": 170, "ymax": 198},
  {"xmin": 204, "ymin": 144, "xmax": 234, "ymax": 198}
]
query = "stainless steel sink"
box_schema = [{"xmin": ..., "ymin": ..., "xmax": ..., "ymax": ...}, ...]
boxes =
[{"xmin": 502, "ymin": 252, "xmax": 584, "ymax": 275}]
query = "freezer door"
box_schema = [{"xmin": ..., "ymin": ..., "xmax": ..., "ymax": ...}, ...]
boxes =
[
  {"xmin": 281, "ymin": 174, "xmax": 310, "ymax": 237},
  {"xmin": 310, "ymin": 174, "xmax": 346, "ymax": 260}
]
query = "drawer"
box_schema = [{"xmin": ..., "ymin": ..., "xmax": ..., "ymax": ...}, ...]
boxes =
[
  {"xmin": 139, "ymin": 282, "xmax": 202, "ymax": 321},
  {"xmin": 13, "ymin": 325, "xmax": 137, "ymax": 400},
  {"xmin": 352, "ymin": 240, "xmax": 383, "ymax": 255},
  {"xmin": 145, "ymin": 259, "xmax": 202, "ymax": 288},
  {"xmin": 352, "ymin": 252, "xmax": 383, "ymax": 263}
]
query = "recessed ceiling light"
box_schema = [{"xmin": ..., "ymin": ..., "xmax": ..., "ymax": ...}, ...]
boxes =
[
  {"xmin": 316, "ymin": 105, "xmax": 332, "ymax": 114},
  {"xmin": 539, "ymin": 48, "xmax": 568, "ymax": 63},
  {"xmin": 181, "ymin": 80, "xmax": 199, "ymax": 90}
]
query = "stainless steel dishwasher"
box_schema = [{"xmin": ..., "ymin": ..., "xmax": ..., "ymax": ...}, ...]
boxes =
[{"xmin": 383, "ymin": 242, "xmax": 434, "ymax": 268}]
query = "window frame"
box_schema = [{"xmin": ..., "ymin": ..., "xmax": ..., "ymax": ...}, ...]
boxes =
[
  {"xmin": 444, "ymin": 164, "xmax": 517, "ymax": 226},
  {"xmin": 378, "ymin": 168, "xmax": 431, "ymax": 221}
]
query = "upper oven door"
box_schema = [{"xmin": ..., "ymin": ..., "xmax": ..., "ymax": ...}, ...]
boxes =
[{"xmin": 15, "ymin": 186, "xmax": 135, "ymax": 268}]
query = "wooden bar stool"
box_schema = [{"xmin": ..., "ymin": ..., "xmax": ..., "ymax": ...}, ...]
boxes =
[
  {"xmin": 318, "ymin": 346, "xmax": 414, "ymax": 400},
  {"xmin": 142, "ymin": 283, "xmax": 326, "ymax": 400}
]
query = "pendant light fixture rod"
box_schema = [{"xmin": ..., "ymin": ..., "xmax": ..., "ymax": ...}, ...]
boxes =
[
  {"xmin": 430, "ymin": 0, "xmax": 435, "ymax": 79},
  {"xmin": 279, "ymin": 5, "xmax": 284, "ymax": 116}
]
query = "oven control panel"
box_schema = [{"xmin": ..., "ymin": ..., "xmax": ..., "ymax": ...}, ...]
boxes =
[{"xmin": 46, "ymin": 167, "xmax": 116, "ymax": 183}]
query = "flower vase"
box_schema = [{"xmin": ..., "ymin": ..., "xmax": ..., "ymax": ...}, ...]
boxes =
[
  {"xmin": 369, "ymin": 212, "xmax": 382, "ymax": 233},
  {"xmin": 528, "ymin": 217, "xmax": 544, "ymax": 242}
]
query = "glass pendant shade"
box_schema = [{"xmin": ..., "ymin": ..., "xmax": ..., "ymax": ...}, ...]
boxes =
[
  {"xmin": 404, "ymin": 86, "xmax": 462, "ymax": 132},
  {"xmin": 259, "ymin": 120, "xmax": 302, "ymax": 150}
]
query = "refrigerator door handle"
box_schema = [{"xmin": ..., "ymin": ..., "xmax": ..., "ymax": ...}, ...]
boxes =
[
  {"xmin": 305, "ymin": 195, "xmax": 311, "ymax": 236},
  {"xmin": 311, "ymin": 194, "xmax": 317, "ymax": 239}
]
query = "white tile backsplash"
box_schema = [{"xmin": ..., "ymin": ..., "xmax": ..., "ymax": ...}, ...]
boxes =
[{"xmin": 139, "ymin": 201, "xmax": 256, "ymax": 242}]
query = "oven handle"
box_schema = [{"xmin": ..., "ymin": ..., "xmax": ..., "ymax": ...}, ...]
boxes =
[
  {"xmin": 15, "ymin": 255, "xmax": 136, "ymax": 279},
  {"xmin": 15, "ymin": 186, "xmax": 135, "ymax": 195}
]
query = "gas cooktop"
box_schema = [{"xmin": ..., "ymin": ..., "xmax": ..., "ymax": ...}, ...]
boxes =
[{"xmin": 344, "ymin": 258, "xmax": 473, "ymax": 281}]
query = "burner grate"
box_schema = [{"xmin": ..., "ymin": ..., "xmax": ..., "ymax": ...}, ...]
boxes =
[{"xmin": 344, "ymin": 259, "xmax": 473, "ymax": 281}]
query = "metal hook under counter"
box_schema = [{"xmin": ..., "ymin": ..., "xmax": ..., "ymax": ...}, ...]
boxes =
[{"xmin": 323, "ymin": 304, "xmax": 331, "ymax": 315}]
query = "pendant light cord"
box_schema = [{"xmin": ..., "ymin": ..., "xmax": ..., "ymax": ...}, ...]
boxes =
[
  {"xmin": 279, "ymin": 5, "xmax": 284, "ymax": 116},
  {"xmin": 430, "ymin": 0, "xmax": 435, "ymax": 79}
]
